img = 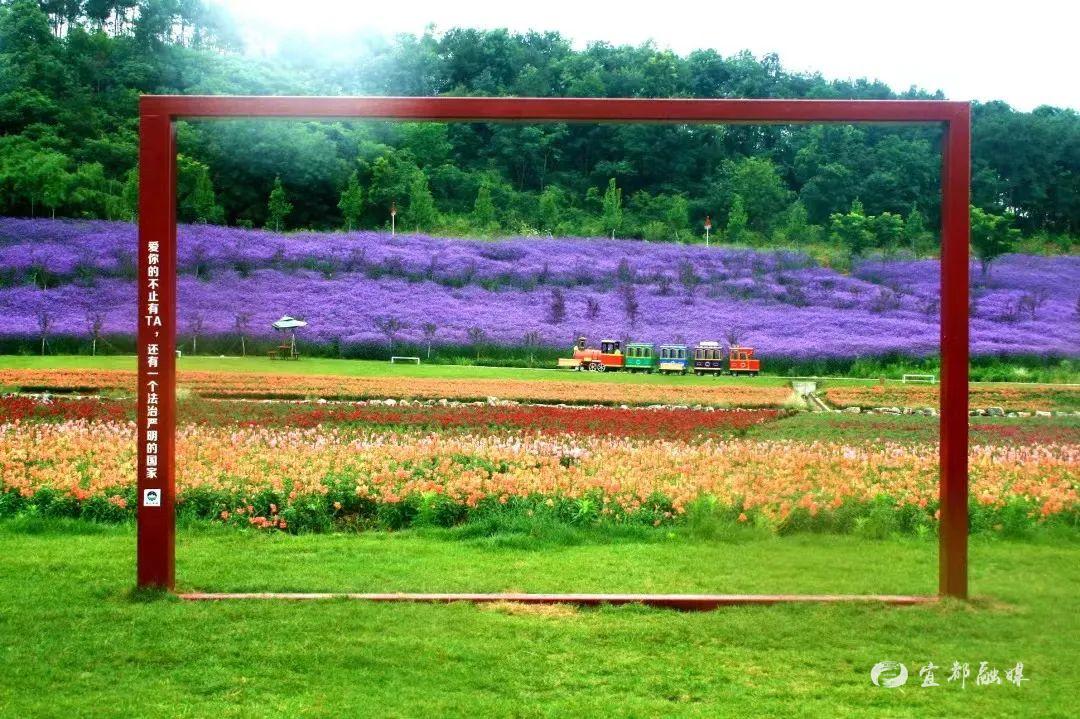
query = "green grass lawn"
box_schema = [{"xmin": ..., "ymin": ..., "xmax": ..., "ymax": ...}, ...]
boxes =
[{"xmin": 1, "ymin": 520, "xmax": 1076, "ymax": 718}]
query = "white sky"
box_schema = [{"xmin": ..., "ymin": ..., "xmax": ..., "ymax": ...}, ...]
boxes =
[{"xmin": 214, "ymin": 0, "xmax": 1080, "ymax": 111}]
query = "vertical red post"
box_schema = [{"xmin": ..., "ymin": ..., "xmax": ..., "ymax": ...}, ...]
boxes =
[
  {"xmin": 137, "ymin": 110, "xmax": 177, "ymax": 590},
  {"xmin": 938, "ymin": 108, "xmax": 971, "ymax": 599}
]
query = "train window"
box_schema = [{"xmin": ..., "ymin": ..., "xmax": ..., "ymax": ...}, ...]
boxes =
[{"xmin": 661, "ymin": 348, "xmax": 668, "ymax": 359}]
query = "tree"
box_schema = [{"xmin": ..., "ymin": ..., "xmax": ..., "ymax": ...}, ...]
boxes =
[
  {"xmin": 39, "ymin": 152, "xmax": 71, "ymax": 218},
  {"xmin": 781, "ymin": 200, "xmax": 810, "ymax": 243},
  {"xmin": 871, "ymin": 212, "xmax": 905, "ymax": 255},
  {"xmin": 266, "ymin": 176, "xmax": 292, "ymax": 232},
  {"xmin": 405, "ymin": 171, "xmax": 438, "ymax": 231},
  {"xmin": 522, "ymin": 330, "xmax": 541, "ymax": 367},
  {"xmin": 600, "ymin": 178, "xmax": 622, "ymax": 238},
  {"xmin": 374, "ymin": 316, "xmax": 406, "ymax": 353},
  {"xmin": 662, "ymin": 194, "xmax": 690, "ymax": 240},
  {"xmin": 467, "ymin": 326, "xmax": 486, "ymax": 360},
  {"xmin": 86, "ymin": 311, "xmax": 104, "ymax": 356},
  {"xmin": 678, "ymin": 259, "xmax": 700, "ymax": 304},
  {"xmin": 725, "ymin": 195, "xmax": 748, "ymax": 244},
  {"xmin": 719, "ymin": 157, "xmax": 791, "ymax": 233},
  {"xmin": 620, "ymin": 284, "xmax": 640, "ymax": 327},
  {"xmin": 338, "ymin": 170, "xmax": 364, "ymax": 231},
  {"xmin": 548, "ymin": 288, "xmax": 566, "ymax": 324},
  {"xmin": 178, "ymin": 155, "xmax": 223, "ymax": 224},
  {"xmin": 188, "ymin": 314, "xmax": 204, "ymax": 354},
  {"xmin": 188, "ymin": 167, "xmax": 222, "ymax": 224},
  {"xmin": 904, "ymin": 205, "xmax": 929, "ymax": 258},
  {"xmin": 970, "ymin": 206, "xmax": 1019, "ymax": 276},
  {"xmin": 538, "ymin": 186, "xmax": 561, "ymax": 233},
  {"xmin": 235, "ymin": 312, "xmax": 251, "ymax": 357},
  {"xmin": 120, "ymin": 168, "xmax": 139, "ymax": 221},
  {"xmin": 2, "ymin": 16, "xmax": 1080, "ymax": 240},
  {"xmin": 472, "ymin": 181, "xmax": 497, "ymax": 232},
  {"xmin": 37, "ymin": 309, "xmax": 50, "ymax": 356},
  {"xmin": 585, "ymin": 296, "xmax": 601, "ymax": 320},
  {"xmin": 421, "ymin": 321, "xmax": 437, "ymax": 359},
  {"xmin": 829, "ymin": 200, "xmax": 873, "ymax": 258}
]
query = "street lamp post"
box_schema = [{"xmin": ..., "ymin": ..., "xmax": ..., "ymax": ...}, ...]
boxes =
[
  {"xmin": 704, "ymin": 215, "xmax": 712, "ymax": 247},
  {"xmin": 390, "ymin": 201, "xmax": 397, "ymax": 238}
]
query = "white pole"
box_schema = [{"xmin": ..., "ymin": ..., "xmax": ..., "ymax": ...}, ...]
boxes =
[
  {"xmin": 705, "ymin": 226, "xmax": 710, "ymax": 247},
  {"xmin": 391, "ymin": 214, "xmax": 396, "ymax": 238}
]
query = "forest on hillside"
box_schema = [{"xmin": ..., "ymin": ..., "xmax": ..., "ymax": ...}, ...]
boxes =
[{"xmin": 1, "ymin": 0, "xmax": 1079, "ymax": 258}]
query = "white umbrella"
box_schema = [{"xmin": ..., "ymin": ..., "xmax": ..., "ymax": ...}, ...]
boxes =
[
  {"xmin": 272, "ymin": 316, "xmax": 308, "ymax": 330},
  {"xmin": 271, "ymin": 316, "xmax": 307, "ymax": 358}
]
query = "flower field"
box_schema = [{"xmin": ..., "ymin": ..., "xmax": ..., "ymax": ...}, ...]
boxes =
[
  {"xmin": 824, "ymin": 383, "xmax": 1080, "ymax": 412},
  {"xmin": 2, "ymin": 218, "xmax": 1078, "ymax": 360},
  {"xmin": 0, "ymin": 367, "xmax": 794, "ymax": 407},
  {"xmin": 1, "ymin": 395, "xmax": 1077, "ymax": 535},
  {"xmin": 4, "ymin": 365, "xmax": 1078, "ymax": 411}
]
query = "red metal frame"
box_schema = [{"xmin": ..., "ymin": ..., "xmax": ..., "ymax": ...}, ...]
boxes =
[{"xmin": 138, "ymin": 96, "xmax": 970, "ymax": 602}]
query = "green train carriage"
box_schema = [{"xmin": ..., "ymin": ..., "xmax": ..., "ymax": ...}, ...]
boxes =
[{"xmin": 624, "ymin": 342, "xmax": 656, "ymax": 372}]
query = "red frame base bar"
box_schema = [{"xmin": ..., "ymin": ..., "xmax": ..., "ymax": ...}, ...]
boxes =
[
  {"xmin": 179, "ymin": 592, "xmax": 937, "ymax": 609},
  {"xmin": 139, "ymin": 96, "xmax": 970, "ymax": 603}
]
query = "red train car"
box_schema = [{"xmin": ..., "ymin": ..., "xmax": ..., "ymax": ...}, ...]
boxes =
[
  {"xmin": 558, "ymin": 336, "xmax": 625, "ymax": 372},
  {"xmin": 727, "ymin": 346, "xmax": 761, "ymax": 375}
]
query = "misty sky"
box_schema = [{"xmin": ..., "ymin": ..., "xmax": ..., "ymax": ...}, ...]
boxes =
[{"xmin": 214, "ymin": 0, "xmax": 1079, "ymax": 111}]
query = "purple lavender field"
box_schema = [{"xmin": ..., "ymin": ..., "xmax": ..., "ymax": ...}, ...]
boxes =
[{"xmin": 1, "ymin": 218, "xmax": 1077, "ymax": 360}]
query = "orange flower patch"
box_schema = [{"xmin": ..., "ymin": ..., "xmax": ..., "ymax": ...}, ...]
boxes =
[{"xmin": 0, "ymin": 368, "xmax": 791, "ymax": 407}]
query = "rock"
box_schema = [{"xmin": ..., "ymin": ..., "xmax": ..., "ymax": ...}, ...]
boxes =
[
  {"xmin": 384, "ymin": 398, "xmax": 397, "ymax": 407},
  {"xmin": 902, "ymin": 407, "xmax": 914, "ymax": 415},
  {"xmin": 437, "ymin": 398, "xmax": 448, "ymax": 406},
  {"xmin": 844, "ymin": 406, "xmax": 861, "ymax": 414},
  {"xmin": 1036, "ymin": 410, "xmax": 1052, "ymax": 417},
  {"xmin": 986, "ymin": 406, "xmax": 1005, "ymax": 417},
  {"xmin": 1006, "ymin": 412, "xmax": 1017, "ymax": 418},
  {"xmin": 1016, "ymin": 412, "xmax": 1031, "ymax": 418}
]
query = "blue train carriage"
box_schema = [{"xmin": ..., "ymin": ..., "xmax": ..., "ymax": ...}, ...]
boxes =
[
  {"xmin": 657, "ymin": 344, "xmax": 689, "ymax": 375},
  {"xmin": 692, "ymin": 340, "xmax": 725, "ymax": 375}
]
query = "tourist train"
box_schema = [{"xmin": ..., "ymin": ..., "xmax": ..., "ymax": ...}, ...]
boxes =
[{"xmin": 558, "ymin": 336, "xmax": 761, "ymax": 376}]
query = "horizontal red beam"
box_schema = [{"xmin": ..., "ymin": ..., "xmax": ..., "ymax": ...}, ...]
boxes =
[
  {"xmin": 179, "ymin": 592, "xmax": 936, "ymax": 609},
  {"xmin": 141, "ymin": 95, "xmax": 966, "ymax": 124}
]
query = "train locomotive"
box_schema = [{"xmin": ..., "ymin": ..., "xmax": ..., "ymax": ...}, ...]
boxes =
[{"xmin": 559, "ymin": 336, "xmax": 760, "ymax": 376}]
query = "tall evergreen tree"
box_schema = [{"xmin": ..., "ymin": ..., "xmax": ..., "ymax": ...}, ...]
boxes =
[
  {"xmin": 266, "ymin": 176, "xmax": 292, "ymax": 232},
  {"xmin": 600, "ymin": 178, "xmax": 622, "ymax": 238},
  {"xmin": 337, "ymin": 170, "xmax": 364, "ymax": 231},
  {"xmin": 405, "ymin": 172, "xmax": 438, "ymax": 231}
]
